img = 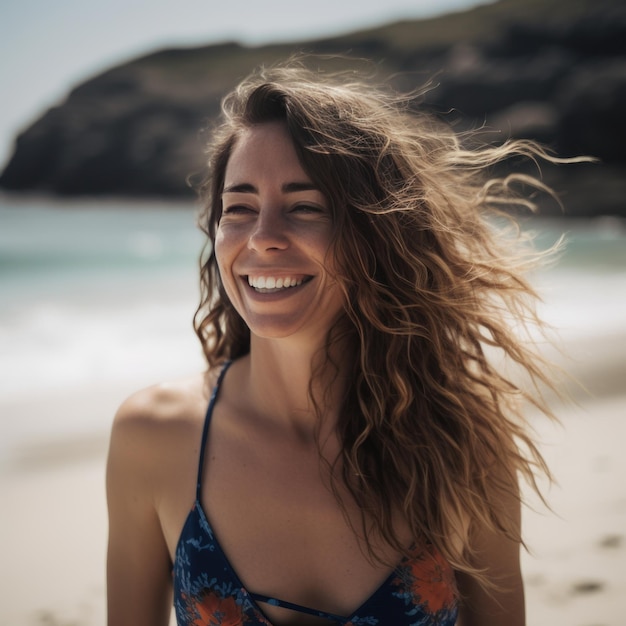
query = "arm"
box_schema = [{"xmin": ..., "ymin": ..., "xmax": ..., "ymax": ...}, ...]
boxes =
[
  {"xmin": 106, "ymin": 394, "xmax": 173, "ymax": 626},
  {"xmin": 455, "ymin": 482, "xmax": 525, "ymax": 626}
]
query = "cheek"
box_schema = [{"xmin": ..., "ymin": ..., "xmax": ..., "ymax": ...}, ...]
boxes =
[
  {"xmin": 321, "ymin": 242, "xmax": 341, "ymax": 279},
  {"xmin": 214, "ymin": 229, "xmax": 230, "ymax": 274},
  {"xmin": 213, "ymin": 234, "xmax": 234, "ymax": 298},
  {"xmin": 213, "ymin": 231, "xmax": 249, "ymax": 317}
]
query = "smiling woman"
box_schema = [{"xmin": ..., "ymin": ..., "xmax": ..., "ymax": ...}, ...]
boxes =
[
  {"xmin": 106, "ymin": 59, "xmax": 571, "ymax": 626},
  {"xmin": 215, "ymin": 121, "xmax": 344, "ymax": 343}
]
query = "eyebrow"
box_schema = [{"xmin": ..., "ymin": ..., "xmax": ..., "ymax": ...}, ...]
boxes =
[{"xmin": 222, "ymin": 182, "xmax": 320, "ymax": 194}]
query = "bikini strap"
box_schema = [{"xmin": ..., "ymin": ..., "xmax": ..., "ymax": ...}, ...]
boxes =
[
  {"xmin": 248, "ymin": 593, "xmax": 349, "ymax": 624},
  {"xmin": 196, "ymin": 360, "xmax": 232, "ymax": 500}
]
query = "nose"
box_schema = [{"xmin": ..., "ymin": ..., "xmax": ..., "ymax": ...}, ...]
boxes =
[{"xmin": 247, "ymin": 209, "xmax": 289, "ymax": 252}]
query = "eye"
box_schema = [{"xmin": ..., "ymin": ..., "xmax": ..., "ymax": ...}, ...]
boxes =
[
  {"xmin": 292, "ymin": 204, "xmax": 327, "ymax": 215},
  {"xmin": 222, "ymin": 204, "xmax": 255, "ymax": 216}
]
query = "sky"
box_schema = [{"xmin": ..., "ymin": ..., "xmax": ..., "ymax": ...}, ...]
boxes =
[{"xmin": 0, "ymin": 0, "xmax": 485, "ymax": 169}]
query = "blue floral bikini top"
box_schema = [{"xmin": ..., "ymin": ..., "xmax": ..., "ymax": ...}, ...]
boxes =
[{"xmin": 173, "ymin": 362, "xmax": 459, "ymax": 625}]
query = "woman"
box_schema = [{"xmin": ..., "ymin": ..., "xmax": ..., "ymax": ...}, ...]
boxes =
[{"xmin": 107, "ymin": 61, "xmax": 563, "ymax": 626}]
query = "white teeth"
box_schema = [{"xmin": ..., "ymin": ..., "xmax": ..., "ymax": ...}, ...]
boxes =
[{"xmin": 247, "ymin": 275, "xmax": 306, "ymax": 291}]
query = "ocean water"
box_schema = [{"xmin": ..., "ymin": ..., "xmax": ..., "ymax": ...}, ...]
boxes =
[
  {"xmin": 1, "ymin": 198, "xmax": 625, "ymax": 458},
  {"xmin": 0, "ymin": 199, "xmax": 206, "ymax": 400},
  {"xmin": 531, "ymin": 218, "xmax": 626, "ymax": 336}
]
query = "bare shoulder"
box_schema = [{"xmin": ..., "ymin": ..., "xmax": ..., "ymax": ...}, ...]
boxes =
[
  {"xmin": 115, "ymin": 373, "xmax": 210, "ymax": 424},
  {"xmin": 106, "ymin": 372, "xmax": 220, "ymax": 625},
  {"xmin": 107, "ymin": 370, "xmax": 218, "ymax": 490},
  {"xmin": 111, "ymin": 370, "xmax": 219, "ymax": 439}
]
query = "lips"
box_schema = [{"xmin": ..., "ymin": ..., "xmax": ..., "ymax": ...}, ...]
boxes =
[{"xmin": 246, "ymin": 274, "xmax": 313, "ymax": 293}]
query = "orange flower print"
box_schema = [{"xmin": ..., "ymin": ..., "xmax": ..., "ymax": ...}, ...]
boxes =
[
  {"xmin": 409, "ymin": 548, "xmax": 457, "ymax": 613},
  {"xmin": 393, "ymin": 546, "xmax": 458, "ymax": 616},
  {"xmin": 181, "ymin": 591, "xmax": 246, "ymax": 626}
]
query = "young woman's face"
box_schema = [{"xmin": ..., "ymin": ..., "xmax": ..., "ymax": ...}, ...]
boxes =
[{"xmin": 215, "ymin": 121, "xmax": 345, "ymax": 343}]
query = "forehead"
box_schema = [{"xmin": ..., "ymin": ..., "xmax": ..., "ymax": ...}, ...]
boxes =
[{"xmin": 224, "ymin": 122, "xmax": 310, "ymax": 185}]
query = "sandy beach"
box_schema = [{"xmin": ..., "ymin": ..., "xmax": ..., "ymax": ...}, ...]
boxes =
[{"xmin": 1, "ymin": 327, "xmax": 625, "ymax": 625}]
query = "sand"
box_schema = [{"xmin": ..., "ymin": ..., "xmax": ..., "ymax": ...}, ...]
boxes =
[
  {"xmin": 1, "ymin": 332, "xmax": 625, "ymax": 626},
  {"xmin": 522, "ymin": 392, "xmax": 626, "ymax": 625}
]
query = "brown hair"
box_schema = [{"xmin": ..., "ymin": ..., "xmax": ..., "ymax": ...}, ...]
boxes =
[{"xmin": 194, "ymin": 59, "xmax": 567, "ymax": 581}]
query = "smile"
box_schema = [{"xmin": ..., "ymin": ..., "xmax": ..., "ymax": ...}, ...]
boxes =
[{"xmin": 246, "ymin": 275, "xmax": 312, "ymax": 293}]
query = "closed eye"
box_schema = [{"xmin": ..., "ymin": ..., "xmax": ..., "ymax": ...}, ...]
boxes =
[
  {"xmin": 292, "ymin": 204, "xmax": 327, "ymax": 215},
  {"xmin": 222, "ymin": 204, "xmax": 255, "ymax": 215}
]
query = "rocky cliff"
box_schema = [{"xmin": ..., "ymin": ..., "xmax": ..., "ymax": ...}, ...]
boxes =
[{"xmin": 1, "ymin": 0, "xmax": 625, "ymax": 216}]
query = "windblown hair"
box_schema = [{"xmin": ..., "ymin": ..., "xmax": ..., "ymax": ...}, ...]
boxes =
[{"xmin": 194, "ymin": 60, "xmax": 565, "ymax": 582}]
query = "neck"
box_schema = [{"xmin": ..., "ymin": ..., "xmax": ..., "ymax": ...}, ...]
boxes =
[{"xmin": 240, "ymin": 333, "xmax": 351, "ymax": 440}]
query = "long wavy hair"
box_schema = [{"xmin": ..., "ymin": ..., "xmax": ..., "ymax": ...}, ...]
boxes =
[{"xmin": 194, "ymin": 60, "xmax": 568, "ymax": 582}]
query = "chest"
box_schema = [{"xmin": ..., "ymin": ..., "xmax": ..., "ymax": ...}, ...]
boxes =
[
  {"xmin": 202, "ymin": 419, "xmax": 403, "ymax": 618},
  {"xmin": 170, "ymin": 398, "xmax": 459, "ymax": 626},
  {"xmin": 188, "ymin": 397, "xmax": 458, "ymax": 626}
]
